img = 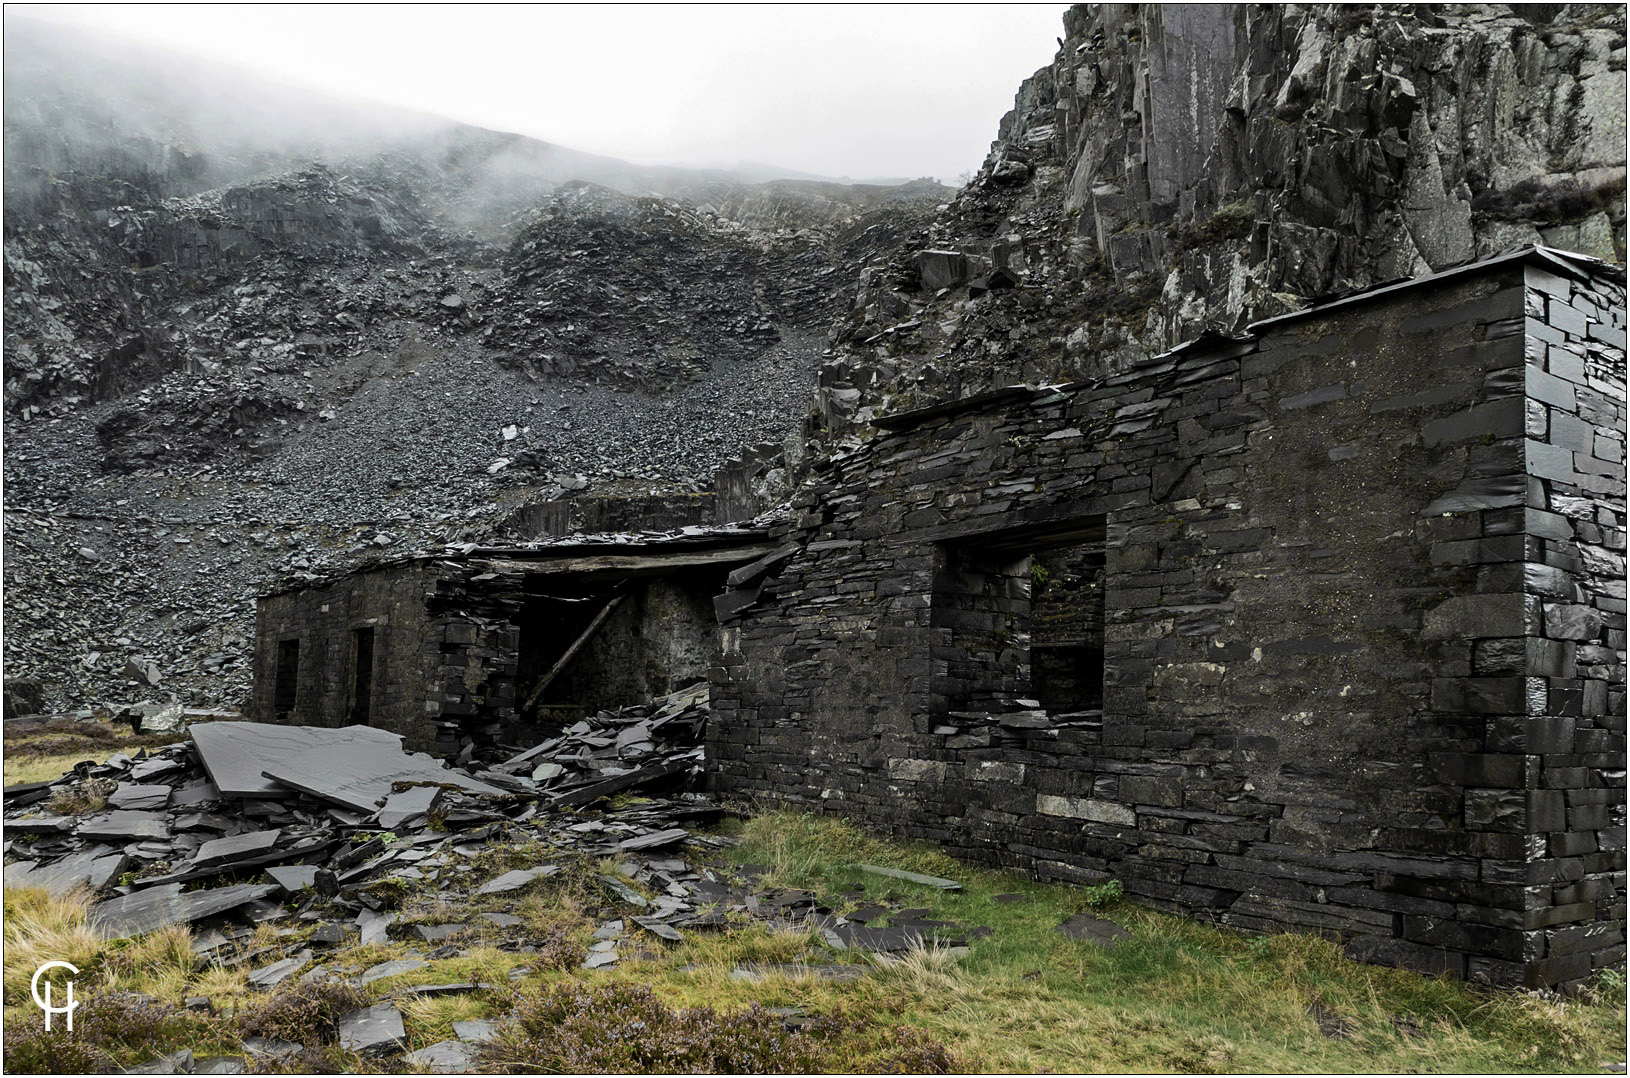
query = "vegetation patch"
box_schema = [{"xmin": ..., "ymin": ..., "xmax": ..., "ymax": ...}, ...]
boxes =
[
  {"xmin": 1471, "ymin": 173, "xmax": 1628, "ymax": 224},
  {"xmin": 3, "ymin": 992, "xmax": 221, "ymax": 1074},
  {"xmin": 1174, "ymin": 199, "xmax": 1257, "ymax": 251},
  {"xmin": 239, "ymin": 980, "xmax": 371, "ymax": 1046},
  {"xmin": 480, "ymin": 979, "xmax": 956, "ymax": 1074}
]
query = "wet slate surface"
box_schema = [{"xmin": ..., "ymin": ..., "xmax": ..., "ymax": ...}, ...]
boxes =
[
  {"xmin": 190, "ymin": 722, "xmax": 404, "ymax": 798},
  {"xmin": 89, "ymin": 882, "xmax": 278, "ymax": 939}
]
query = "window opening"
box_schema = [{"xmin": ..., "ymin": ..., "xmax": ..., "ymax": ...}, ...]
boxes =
[
  {"xmin": 274, "ymin": 638, "xmax": 300, "ymax": 720},
  {"xmin": 349, "ymin": 627, "xmax": 376, "ymax": 725},
  {"xmin": 932, "ymin": 517, "xmax": 1105, "ymax": 720}
]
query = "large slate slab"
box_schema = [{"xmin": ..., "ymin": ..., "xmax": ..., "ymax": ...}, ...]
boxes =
[
  {"xmin": 190, "ymin": 721, "xmax": 403, "ymax": 799},
  {"xmin": 88, "ymin": 882, "xmax": 277, "ymax": 939},
  {"xmin": 338, "ymin": 1003, "xmax": 407, "ymax": 1055},
  {"xmin": 261, "ymin": 740, "xmax": 503, "ymax": 812}
]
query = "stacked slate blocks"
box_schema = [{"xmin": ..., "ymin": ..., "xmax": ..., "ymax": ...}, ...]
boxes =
[{"xmin": 708, "ymin": 250, "xmax": 1625, "ymax": 990}]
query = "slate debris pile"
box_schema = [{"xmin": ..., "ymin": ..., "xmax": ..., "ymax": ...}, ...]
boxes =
[
  {"xmin": 474, "ymin": 682, "xmax": 710, "ymax": 803},
  {"xmin": 2, "ymin": 700, "xmax": 997, "ymax": 1070}
]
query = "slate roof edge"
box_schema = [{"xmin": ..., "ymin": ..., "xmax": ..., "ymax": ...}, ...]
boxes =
[
  {"xmin": 1243, "ymin": 245, "xmax": 1623, "ymax": 335},
  {"xmin": 870, "ymin": 384, "xmax": 1068, "ymax": 432},
  {"xmin": 257, "ymin": 526, "xmax": 775, "ymax": 598},
  {"xmin": 455, "ymin": 526, "xmax": 774, "ymax": 559}
]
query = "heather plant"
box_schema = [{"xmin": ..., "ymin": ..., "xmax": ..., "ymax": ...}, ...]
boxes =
[
  {"xmin": 3, "ymin": 992, "xmax": 219, "ymax": 1073},
  {"xmin": 239, "ymin": 980, "xmax": 370, "ymax": 1046}
]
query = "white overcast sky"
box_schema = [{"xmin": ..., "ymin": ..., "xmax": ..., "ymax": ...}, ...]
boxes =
[{"xmin": 14, "ymin": 3, "xmax": 1072, "ymax": 182}]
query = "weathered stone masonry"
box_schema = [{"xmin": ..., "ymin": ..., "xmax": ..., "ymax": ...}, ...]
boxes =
[
  {"xmin": 252, "ymin": 532, "xmax": 774, "ymax": 754},
  {"xmin": 708, "ymin": 249, "xmax": 1626, "ymax": 989}
]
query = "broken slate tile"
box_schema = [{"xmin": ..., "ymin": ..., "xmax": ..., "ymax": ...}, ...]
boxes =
[
  {"xmin": 598, "ymin": 875, "xmax": 648, "ymax": 907},
  {"xmin": 582, "ymin": 950, "xmax": 619, "ymax": 970},
  {"xmin": 3, "ymin": 848, "xmax": 129, "ymax": 896},
  {"xmin": 617, "ymin": 827, "xmax": 689, "ymax": 851},
  {"xmin": 631, "ymin": 915, "xmax": 683, "ymax": 943},
  {"xmin": 129, "ymin": 757, "xmax": 184, "ymax": 783},
  {"xmin": 240, "ymin": 1037, "xmax": 301, "ymax": 1065},
  {"xmin": 89, "ymin": 883, "xmax": 278, "ymax": 939},
  {"xmin": 1055, "ymin": 913, "xmax": 1131, "ymax": 947},
  {"xmin": 452, "ymin": 1019, "xmax": 497, "ymax": 1043},
  {"xmin": 77, "ymin": 811, "xmax": 170, "ymax": 841},
  {"xmin": 375, "ymin": 785, "xmax": 443, "ymax": 830},
  {"xmin": 338, "ymin": 1002, "xmax": 407, "ymax": 1055},
  {"xmin": 5, "ymin": 815, "xmax": 73, "ymax": 833},
  {"xmin": 354, "ymin": 959, "xmax": 428, "ymax": 986},
  {"xmin": 479, "ymin": 912, "xmax": 524, "ymax": 928},
  {"xmin": 247, "ymin": 949, "xmax": 313, "ymax": 988},
  {"xmin": 357, "ymin": 908, "xmax": 395, "ymax": 945},
  {"xmin": 192, "ymin": 1058, "xmax": 248, "ymax": 1075},
  {"xmin": 109, "ymin": 783, "xmax": 172, "ymax": 811},
  {"xmin": 730, "ymin": 963, "xmax": 867, "ymax": 983},
  {"xmin": 475, "ymin": 865, "xmax": 559, "ymax": 895},
  {"xmin": 264, "ymin": 864, "xmax": 319, "ymax": 894},
  {"xmin": 408, "ymin": 981, "xmax": 486, "ymax": 996},
  {"xmin": 402, "ymin": 1041, "xmax": 477, "ymax": 1073},
  {"xmin": 194, "ymin": 829, "xmax": 282, "ymax": 867},
  {"xmin": 851, "ymin": 864, "xmax": 961, "ymax": 891}
]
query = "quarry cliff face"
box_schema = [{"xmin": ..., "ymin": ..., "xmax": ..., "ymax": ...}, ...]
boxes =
[{"xmin": 814, "ymin": 3, "xmax": 1627, "ymax": 432}]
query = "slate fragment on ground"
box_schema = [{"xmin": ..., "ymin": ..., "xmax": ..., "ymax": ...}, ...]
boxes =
[
  {"xmin": 338, "ymin": 1002, "xmax": 407, "ymax": 1055},
  {"xmin": 89, "ymin": 882, "xmax": 278, "ymax": 939},
  {"xmin": 851, "ymin": 863, "xmax": 962, "ymax": 891},
  {"xmin": 1055, "ymin": 913, "xmax": 1131, "ymax": 947}
]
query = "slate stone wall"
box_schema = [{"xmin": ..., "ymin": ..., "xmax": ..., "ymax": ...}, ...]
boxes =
[
  {"xmin": 1517, "ymin": 262, "xmax": 1628, "ymax": 986},
  {"xmin": 250, "ymin": 562, "xmax": 443, "ymax": 746},
  {"xmin": 708, "ymin": 257, "xmax": 1626, "ymax": 988}
]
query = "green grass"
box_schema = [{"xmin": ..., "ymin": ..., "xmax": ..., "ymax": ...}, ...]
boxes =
[
  {"xmin": 2, "ymin": 718, "xmax": 188, "ymax": 785},
  {"xmin": 3, "ymin": 809, "xmax": 1624, "ymax": 1073},
  {"xmin": 712, "ymin": 812, "xmax": 1627, "ymax": 1074}
]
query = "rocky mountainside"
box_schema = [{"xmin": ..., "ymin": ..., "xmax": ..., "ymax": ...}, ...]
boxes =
[
  {"xmin": 1, "ymin": 17, "xmax": 948, "ymax": 711},
  {"xmin": 810, "ymin": 3, "xmax": 1626, "ymax": 433},
  {"xmin": 4, "ymin": 5, "xmax": 1624, "ymax": 715}
]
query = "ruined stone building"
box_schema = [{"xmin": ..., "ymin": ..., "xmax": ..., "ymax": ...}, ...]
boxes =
[
  {"xmin": 250, "ymin": 528, "xmax": 777, "ymax": 753},
  {"xmin": 255, "ymin": 246, "xmax": 1627, "ymax": 989}
]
